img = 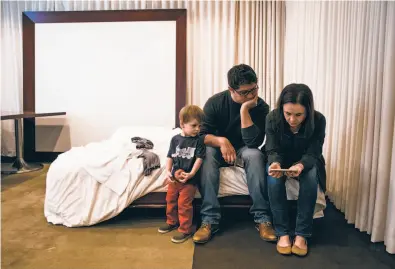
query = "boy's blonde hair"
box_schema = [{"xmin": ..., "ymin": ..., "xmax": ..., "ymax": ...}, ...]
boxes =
[{"xmin": 179, "ymin": 105, "xmax": 205, "ymax": 124}]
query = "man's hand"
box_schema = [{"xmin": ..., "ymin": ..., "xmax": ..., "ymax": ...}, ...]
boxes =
[
  {"xmin": 240, "ymin": 95, "xmax": 258, "ymax": 129},
  {"xmin": 178, "ymin": 172, "xmax": 195, "ymax": 183},
  {"xmin": 219, "ymin": 137, "xmax": 236, "ymax": 164},
  {"xmin": 268, "ymin": 162, "xmax": 283, "ymax": 178},
  {"xmin": 286, "ymin": 163, "xmax": 304, "ymax": 178},
  {"xmin": 241, "ymin": 95, "xmax": 258, "ymax": 111}
]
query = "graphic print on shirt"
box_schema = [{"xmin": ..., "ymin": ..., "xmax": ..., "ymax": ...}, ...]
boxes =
[{"xmin": 171, "ymin": 146, "xmax": 196, "ymax": 159}]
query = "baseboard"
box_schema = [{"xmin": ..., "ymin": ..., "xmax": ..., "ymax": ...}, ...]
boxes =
[{"xmin": 1, "ymin": 156, "xmax": 15, "ymax": 163}]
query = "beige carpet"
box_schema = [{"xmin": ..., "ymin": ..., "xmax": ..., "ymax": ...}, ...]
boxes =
[{"xmin": 1, "ymin": 165, "xmax": 194, "ymax": 269}]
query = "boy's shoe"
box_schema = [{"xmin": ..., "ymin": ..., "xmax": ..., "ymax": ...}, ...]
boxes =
[
  {"xmin": 158, "ymin": 223, "xmax": 178, "ymax": 234},
  {"xmin": 171, "ymin": 232, "xmax": 193, "ymax": 243}
]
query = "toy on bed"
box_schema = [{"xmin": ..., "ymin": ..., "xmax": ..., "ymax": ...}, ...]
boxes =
[{"xmin": 44, "ymin": 126, "xmax": 326, "ymax": 228}]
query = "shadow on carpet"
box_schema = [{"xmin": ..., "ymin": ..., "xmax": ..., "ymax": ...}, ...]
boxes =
[{"xmin": 192, "ymin": 201, "xmax": 395, "ymax": 269}]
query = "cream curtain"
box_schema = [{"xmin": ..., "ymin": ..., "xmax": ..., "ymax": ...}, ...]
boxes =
[
  {"xmin": 1, "ymin": 0, "xmax": 284, "ymax": 155},
  {"xmin": 284, "ymin": 1, "xmax": 395, "ymax": 254},
  {"xmin": 1, "ymin": 0, "xmax": 54, "ymax": 156}
]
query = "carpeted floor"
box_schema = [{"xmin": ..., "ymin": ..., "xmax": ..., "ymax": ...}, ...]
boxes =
[
  {"xmin": 1, "ymin": 165, "xmax": 394, "ymax": 269},
  {"xmin": 1, "ymin": 165, "xmax": 194, "ymax": 269},
  {"xmin": 192, "ymin": 205, "xmax": 395, "ymax": 269}
]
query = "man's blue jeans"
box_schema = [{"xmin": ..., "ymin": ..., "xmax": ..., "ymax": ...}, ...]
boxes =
[
  {"xmin": 267, "ymin": 164, "xmax": 318, "ymax": 237},
  {"xmin": 199, "ymin": 146, "xmax": 272, "ymax": 225}
]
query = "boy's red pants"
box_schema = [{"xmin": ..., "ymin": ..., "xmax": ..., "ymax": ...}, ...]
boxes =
[{"xmin": 166, "ymin": 181, "xmax": 196, "ymax": 234}]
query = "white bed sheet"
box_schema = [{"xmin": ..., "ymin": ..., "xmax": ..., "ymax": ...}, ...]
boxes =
[
  {"xmin": 45, "ymin": 126, "xmax": 178, "ymax": 227},
  {"xmin": 44, "ymin": 126, "xmax": 325, "ymax": 228}
]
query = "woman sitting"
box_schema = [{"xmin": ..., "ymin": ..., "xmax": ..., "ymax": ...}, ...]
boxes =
[{"xmin": 265, "ymin": 83, "xmax": 326, "ymax": 256}]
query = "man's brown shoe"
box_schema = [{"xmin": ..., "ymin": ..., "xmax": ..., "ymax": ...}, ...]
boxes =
[
  {"xmin": 192, "ymin": 223, "xmax": 219, "ymax": 244},
  {"xmin": 255, "ymin": 222, "xmax": 277, "ymax": 242}
]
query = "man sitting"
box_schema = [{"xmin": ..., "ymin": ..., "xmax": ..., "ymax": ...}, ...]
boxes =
[{"xmin": 193, "ymin": 64, "xmax": 276, "ymax": 244}]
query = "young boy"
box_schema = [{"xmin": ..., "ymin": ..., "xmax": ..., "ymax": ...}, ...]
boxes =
[{"xmin": 158, "ymin": 105, "xmax": 206, "ymax": 243}]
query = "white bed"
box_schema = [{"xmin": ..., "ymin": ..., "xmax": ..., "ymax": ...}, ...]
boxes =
[{"xmin": 44, "ymin": 126, "xmax": 326, "ymax": 228}]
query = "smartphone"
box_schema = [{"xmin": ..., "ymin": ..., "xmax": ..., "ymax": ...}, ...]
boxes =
[{"xmin": 269, "ymin": 169, "xmax": 298, "ymax": 172}]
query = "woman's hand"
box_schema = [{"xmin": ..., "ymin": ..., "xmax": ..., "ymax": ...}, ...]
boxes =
[
  {"xmin": 219, "ymin": 137, "xmax": 236, "ymax": 164},
  {"xmin": 286, "ymin": 163, "xmax": 304, "ymax": 178},
  {"xmin": 268, "ymin": 162, "xmax": 283, "ymax": 178}
]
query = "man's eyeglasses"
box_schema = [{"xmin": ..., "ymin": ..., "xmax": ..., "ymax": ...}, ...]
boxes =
[{"xmin": 233, "ymin": 85, "xmax": 259, "ymax": 97}]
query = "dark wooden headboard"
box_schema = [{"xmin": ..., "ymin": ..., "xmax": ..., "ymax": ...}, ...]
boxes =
[{"xmin": 22, "ymin": 10, "xmax": 187, "ymax": 162}]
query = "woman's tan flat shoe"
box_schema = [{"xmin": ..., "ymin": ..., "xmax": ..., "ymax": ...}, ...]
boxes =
[
  {"xmin": 276, "ymin": 236, "xmax": 292, "ymax": 255},
  {"xmin": 277, "ymin": 244, "xmax": 292, "ymax": 255},
  {"xmin": 291, "ymin": 240, "xmax": 308, "ymax": 256}
]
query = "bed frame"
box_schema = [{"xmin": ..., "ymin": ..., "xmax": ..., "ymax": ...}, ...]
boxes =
[
  {"xmin": 22, "ymin": 9, "xmax": 187, "ymax": 162},
  {"xmin": 131, "ymin": 192, "xmax": 254, "ymax": 208}
]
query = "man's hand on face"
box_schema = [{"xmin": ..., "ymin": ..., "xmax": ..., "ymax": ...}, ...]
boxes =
[
  {"xmin": 241, "ymin": 95, "xmax": 258, "ymax": 111},
  {"xmin": 219, "ymin": 137, "xmax": 236, "ymax": 164}
]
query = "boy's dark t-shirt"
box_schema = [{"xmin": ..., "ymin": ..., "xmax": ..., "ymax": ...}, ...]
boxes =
[{"xmin": 167, "ymin": 134, "xmax": 206, "ymax": 185}]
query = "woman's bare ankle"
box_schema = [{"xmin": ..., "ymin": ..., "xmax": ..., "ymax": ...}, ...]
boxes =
[
  {"xmin": 294, "ymin": 235, "xmax": 307, "ymax": 249},
  {"xmin": 278, "ymin": 235, "xmax": 291, "ymax": 247}
]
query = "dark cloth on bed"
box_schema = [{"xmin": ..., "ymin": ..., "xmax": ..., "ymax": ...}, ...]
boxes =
[
  {"xmin": 131, "ymin": 137, "xmax": 159, "ymax": 176},
  {"xmin": 137, "ymin": 150, "xmax": 161, "ymax": 176},
  {"xmin": 131, "ymin": 137, "xmax": 154, "ymax": 150}
]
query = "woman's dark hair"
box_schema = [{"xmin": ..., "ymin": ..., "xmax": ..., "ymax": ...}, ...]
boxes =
[
  {"xmin": 227, "ymin": 64, "xmax": 257, "ymax": 90},
  {"xmin": 276, "ymin": 83, "xmax": 315, "ymax": 137}
]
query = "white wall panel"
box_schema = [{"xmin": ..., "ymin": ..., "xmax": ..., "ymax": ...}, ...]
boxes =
[{"xmin": 35, "ymin": 21, "xmax": 176, "ymax": 151}]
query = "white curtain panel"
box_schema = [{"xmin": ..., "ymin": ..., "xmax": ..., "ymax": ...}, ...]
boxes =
[
  {"xmin": 1, "ymin": 0, "xmax": 54, "ymax": 156},
  {"xmin": 1, "ymin": 0, "xmax": 284, "ymax": 155},
  {"xmin": 284, "ymin": 1, "xmax": 395, "ymax": 254}
]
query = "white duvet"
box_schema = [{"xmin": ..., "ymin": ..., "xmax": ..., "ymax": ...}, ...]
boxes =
[{"xmin": 44, "ymin": 126, "xmax": 326, "ymax": 227}]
